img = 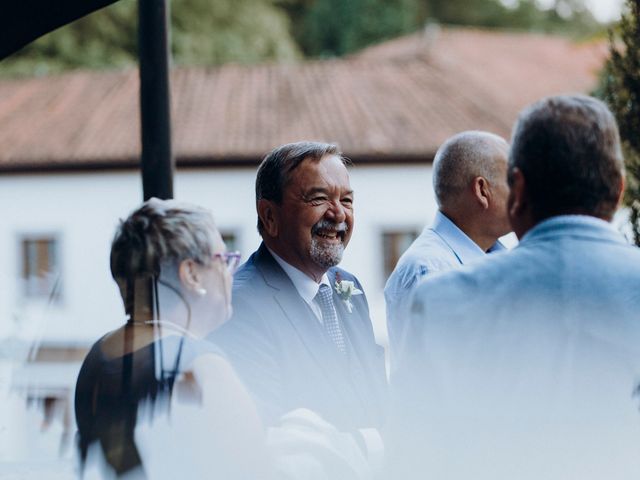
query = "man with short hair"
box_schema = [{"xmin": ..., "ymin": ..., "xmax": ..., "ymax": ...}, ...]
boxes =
[
  {"xmin": 389, "ymin": 95, "xmax": 640, "ymax": 479},
  {"xmin": 384, "ymin": 131, "xmax": 511, "ymax": 360},
  {"xmin": 214, "ymin": 141, "xmax": 387, "ymax": 434}
]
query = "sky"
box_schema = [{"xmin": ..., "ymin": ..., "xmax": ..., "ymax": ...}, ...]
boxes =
[
  {"xmin": 584, "ymin": 0, "xmax": 625, "ymax": 21},
  {"xmin": 535, "ymin": 0, "xmax": 625, "ymax": 22}
]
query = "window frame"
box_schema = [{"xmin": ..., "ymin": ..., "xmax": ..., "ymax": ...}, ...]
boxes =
[
  {"xmin": 18, "ymin": 232, "xmax": 63, "ymax": 304},
  {"xmin": 380, "ymin": 227, "xmax": 420, "ymax": 283}
]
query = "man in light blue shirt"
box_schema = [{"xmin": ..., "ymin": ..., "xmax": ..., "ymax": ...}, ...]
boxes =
[
  {"xmin": 389, "ymin": 95, "xmax": 640, "ymax": 479},
  {"xmin": 384, "ymin": 131, "xmax": 511, "ymax": 362}
]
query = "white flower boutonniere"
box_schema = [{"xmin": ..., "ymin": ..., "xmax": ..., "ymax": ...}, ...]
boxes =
[{"xmin": 334, "ymin": 276, "xmax": 363, "ymax": 313}]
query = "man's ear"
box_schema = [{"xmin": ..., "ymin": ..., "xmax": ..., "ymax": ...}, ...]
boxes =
[
  {"xmin": 507, "ymin": 167, "xmax": 527, "ymax": 223},
  {"xmin": 473, "ymin": 176, "xmax": 491, "ymax": 210},
  {"xmin": 178, "ymin": 258, "xmax": 201, "ymax": 292},
  {"xmin": 257, "ymin": 199, "xmax": 279, "ymax": 237}
]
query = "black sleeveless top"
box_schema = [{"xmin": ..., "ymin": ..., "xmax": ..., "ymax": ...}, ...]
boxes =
[{"xmin": 75, "ymin": 329, "xmax": 223, "ymax": 476}]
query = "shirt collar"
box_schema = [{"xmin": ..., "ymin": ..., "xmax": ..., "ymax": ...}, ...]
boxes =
[
  {"xmin": 488, "ymin": 239, "xmax": 507, "ymax": 253},
  {"xmin": 431, "ymin": 210, "xmax": 497, "ymax": 264},
  {"xmin": 519, "ymin": 214, "xmax": 624, "ymax": 245},
  {"xmin": 268, "ymin": 247, "xmax": 331, "ymax": 303}
]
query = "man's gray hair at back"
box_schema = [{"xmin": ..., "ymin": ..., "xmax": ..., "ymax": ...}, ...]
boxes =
[
  {"xmin": 509, "ymin": 94, "xmax": 623, "ymax": 221},
  {"xmin": 432, "ymin": 131, "xmax": 508, "ymax": 208}
]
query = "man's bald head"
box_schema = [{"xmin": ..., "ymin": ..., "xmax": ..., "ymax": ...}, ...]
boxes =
[{"xmin": 433, "ymin": 131, "xmax": 509, "ymax": 210}]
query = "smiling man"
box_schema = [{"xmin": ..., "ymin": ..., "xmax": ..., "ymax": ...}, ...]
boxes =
[{"xmin": 212, "ymin": 142, "xmax": 387, "ymax": 434}]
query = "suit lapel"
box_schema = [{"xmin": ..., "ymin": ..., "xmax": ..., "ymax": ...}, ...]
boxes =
[
  {"xmin": 330, "ymin": 269, "xmax": 370, "ymax": 369},
  {"xmin": 255, "ymin": 245, "xmax": 347, "ymax": 380},
  {"xmin": 330, "ymin": 269, "xmax": 386, "ymax": 420}
]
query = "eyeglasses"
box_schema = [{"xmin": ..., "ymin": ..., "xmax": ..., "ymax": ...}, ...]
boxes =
[{"xmin": 214, "ymin": 251, "xmax": 241, "ymax": 274}]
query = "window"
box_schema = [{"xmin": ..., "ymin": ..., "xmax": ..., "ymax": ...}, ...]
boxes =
[
  {"xmin": 221, "ymin": 231, "xmax": 238, "ymax": 253},
  {"xmin": 21, "ymin": 236, "xmax": 62, "ymax": 301},
  {"xmin": 382, "ymin": 230, "xmax": 419, "ymax": 279}
]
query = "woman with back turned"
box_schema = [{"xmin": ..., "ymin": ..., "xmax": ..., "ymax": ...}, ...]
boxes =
[{"xmin": 74, "ymin": 198, "xmax": 267, "ymax": 479}]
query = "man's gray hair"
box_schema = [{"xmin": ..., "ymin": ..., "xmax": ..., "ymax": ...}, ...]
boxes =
[
  {"xmin": 255, "ymin": 141, "xmax": 347, "ymax": 235},
  {"xmin": 432, "ymin": 131, "xmax": 508, "ymax": 208},
  {"xmin": 509, "ymin": 94, "xmax": 624, "ymax": 221}
]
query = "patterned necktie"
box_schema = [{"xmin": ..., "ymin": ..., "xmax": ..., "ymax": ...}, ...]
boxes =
[{"xmin": 315, "ymin": 283, "xmax": 347, "ymax": 354}]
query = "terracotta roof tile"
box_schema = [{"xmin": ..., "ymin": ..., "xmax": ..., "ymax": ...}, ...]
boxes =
[{"xmin": 0, "ymin": 27, "xmax": 608, "ymax": 171}]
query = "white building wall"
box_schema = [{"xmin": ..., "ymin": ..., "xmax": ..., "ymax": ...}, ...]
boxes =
[
  {"xmin": 1, "ymin": 164, "xmax": 532, "ymax": 468},
  {"xmin": 1, "ymin": 163, "xmax": 437, "ymax": 461},
  {"xmin": 1, "ymin": 172, "xmax": 141, "ymax": 343},
  {"xmin": 0, "ymin": 163, "xmax": 621, "ymax": 468},
  {"xmin": 0, "ymin": 164, "xmax": 435, "ymax": 347},
  {"xmin": 344, "ymin": 164, "xmax": 435, "ymax": 340}
]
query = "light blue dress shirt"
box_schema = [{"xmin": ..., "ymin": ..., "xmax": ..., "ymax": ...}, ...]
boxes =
[
  {"xmin": 390, "ymin": 215, "xmax": 640, "ymax": 479},
  {"xmin": 384, "ymin": 211, "xmax": 505, "ymax": 360}
]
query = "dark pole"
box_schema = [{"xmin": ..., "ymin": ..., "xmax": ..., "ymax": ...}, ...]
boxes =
[{"xmin": 138, "ymin": 0, "xmax": 174, "ymax": 200}]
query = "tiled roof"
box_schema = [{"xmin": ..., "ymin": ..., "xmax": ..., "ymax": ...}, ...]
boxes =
[{"xmin": 0, "ymin": 27, "xmax": 608, "ymax": 172}]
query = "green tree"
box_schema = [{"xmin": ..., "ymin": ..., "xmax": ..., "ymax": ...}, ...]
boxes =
[
  {"xmin": 599, "ymin": 0, "xmax": 640, "ymax": 245},
  {"xmin": 424, "ymin": 0, "xmax": 510, "ymax": 27},
  {"xmin": 285, "ymin": 0, "xmax": 423, "ymax": 57},
  {"xmin": 1, "ymin": 1, "xmax": 137, "ymax": 76},
  {"xmin": 423, "ymin": 0, "xmax": 599, "ymax": 33},
  {"xmin": 1, "ymin": 0, "xmax": 301, "ymax": 77},
  {"xmin": 1, "ymin": 0, "xmax": 606, "ymax": 74},
  {"xmin": 283, "ymin": 0, "xmax": 602, "ymax": 59},
  {"xmin": 171, "ymin": 0, "xmax": 300, "ymax": 65}
]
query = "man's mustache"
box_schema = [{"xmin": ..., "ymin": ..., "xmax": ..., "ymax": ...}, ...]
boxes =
[{"xmin": 311, "ymin": 220, "xmax": 348, "ymax": 236}]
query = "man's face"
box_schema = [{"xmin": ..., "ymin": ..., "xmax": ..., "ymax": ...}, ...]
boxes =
[{"xmin": 272, "ymin": 154, "xmax": 354, "ymax": 281}]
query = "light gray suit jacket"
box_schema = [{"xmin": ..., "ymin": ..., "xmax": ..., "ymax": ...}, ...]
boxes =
[{"xmin": 389, "ymin": 215, "xmax": 640, "ymax": 480}]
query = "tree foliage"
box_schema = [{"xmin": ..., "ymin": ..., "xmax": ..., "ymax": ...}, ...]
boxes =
[
  {"xmin": 599, "ymin": 0, "xmax": 640, "ymax": 245},
  {"xmin": 170, "ymin": 0, "xmax": 300, "ymax": 65},
  {"xmin": 1, "ymin": 0, "xmax": 606, "ymax": 75},
  {"xmin": 1, "ymin": 1, "xmax": 136, "ymax": 75},
  {"xmin": 1, "ymin": 0, "xmax": 301, "ymax": 76},
  {"xmin": 281, "ymin": 0, "xmax": 423, "ymax": 57},
  {"xmin": 281, "ymin": 0, "xmax": 602, "ymax": 58}
]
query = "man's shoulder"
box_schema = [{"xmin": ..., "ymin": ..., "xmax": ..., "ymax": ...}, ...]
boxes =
[
  {"xmin": 414, "ymin": 232, "xmax": 640, "ymax": 311},
  {"xmin": 215, "ymin": 251, "xmax": 275, "ymax": 341},
  {"xmin": 385, "ymin": 229, "xmax": 459, "ymax": 295},
  {"xmin": 232, "ymin": 245, "xmax": 278, "ymax": 288},
  {"xmin": 229, "ymin": 249, "xmax": 280, "ymax": 314},
  {"xmin": 577, "ymin": 227, "xmax": 640, "ymax": 264},
  {"xmin": 401, "ymin": 229, "xmax": 459, "ymax": 270},
  {"xmin": 412, "ymin": 246, "xmax": 518, "ymax": 308},
  {"xmin": 233, "ymin": 255, "xmax": 263, "ymax": 289}
]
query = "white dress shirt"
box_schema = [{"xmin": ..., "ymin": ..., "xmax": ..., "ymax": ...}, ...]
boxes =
[{"xmin": 268, "ymin": 248, "xmax": 331, "ymax": 324}]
